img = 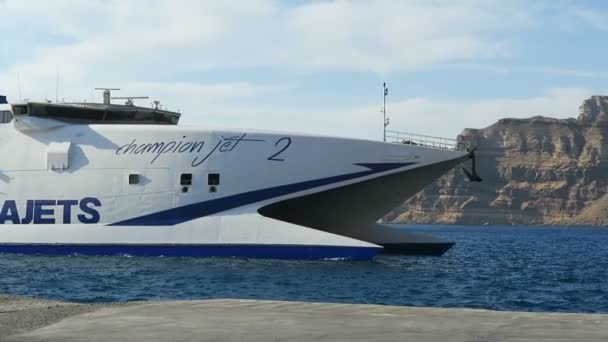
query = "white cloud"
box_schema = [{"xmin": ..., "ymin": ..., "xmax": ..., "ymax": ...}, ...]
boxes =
[
  {"xmin": 208, "ymin": 87, "xmax": 598, "ymax": 141},
  {"xmin": 0, "ymin": 1, "xmax": 602, "ymax": 142},
  {"xmin": 0, "ymin": 0, "xmax": 528, "ymax": 88},
  {"xmin": 526, "ymin": 67, "xmax": 608, "ymax": 79},
  {"xmin": 0, "ymin": 0, "xmax": 534, "ymax": 127},
  {"xmin": 356, "ymin": 87, "xmax": 602, "ymax": 139},
  {"xmin": 122, "ymin": 84, "xmax": 599, "ymax": 141},
  {"xmin": 575, "ymin": 9, "xmax": 608, "ymax": 31}
]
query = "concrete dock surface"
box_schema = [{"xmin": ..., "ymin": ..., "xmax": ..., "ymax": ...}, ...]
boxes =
[{"xmin": 2, "ymin": 298, "xmax": 608, "ymax": 341}]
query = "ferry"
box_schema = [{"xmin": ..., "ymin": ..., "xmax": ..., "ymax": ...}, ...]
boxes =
[{"xmin": 0, "ymin": 91, "xmax": 479, "ymax": 260}]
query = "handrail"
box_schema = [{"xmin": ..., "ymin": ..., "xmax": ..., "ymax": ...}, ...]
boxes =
[{"xmin": 385, "ymin": 130, "xmax": 468, "ymax": 151}]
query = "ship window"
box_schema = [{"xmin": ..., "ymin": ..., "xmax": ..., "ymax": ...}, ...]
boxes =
[
  {"xmin": 129, "ymin": 174, "xmax": 140, "ymax": 185},
  {"xmin": 0, "ymin": 111, "xmax": 12, "ymax": 124},
  {"xmin": 11, "ymin": 105, "xmax": 27, "ymax": 115},
  {"xmin": 208, "ymin": 173, "xmax": 220, "ymax": 186},
  {"xmin": 25, "ymin": 102, "xmax": 180, "ymax": 125},
  {"xmin": 180, "ymin": 173, "xmax": 192, "ymax": 186}
]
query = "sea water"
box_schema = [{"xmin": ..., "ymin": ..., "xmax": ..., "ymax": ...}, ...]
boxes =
[{"xmin": 0, "ymin": 225, "xmax": 607, "ymax": 313}]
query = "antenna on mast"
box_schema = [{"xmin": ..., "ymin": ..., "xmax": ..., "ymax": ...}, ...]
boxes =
[
  {"xmin": 55, "ymin": 71, "xmax": 59, "ymax": 103},
  {"xmin": 94, "ymin": 88, "xmax": 120, "ymax": 104},
  {"xmin": 17, "ymin": 74, "xmax": 22, "ymax": 102},
  {"xmin": 382, "ymin": 82, "xmax": 390, "ymax": 142}
]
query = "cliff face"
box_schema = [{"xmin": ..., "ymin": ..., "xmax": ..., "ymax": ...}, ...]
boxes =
[{"xmin": 388, "ymin": 96, "xmax": 608, "ymax": 226}]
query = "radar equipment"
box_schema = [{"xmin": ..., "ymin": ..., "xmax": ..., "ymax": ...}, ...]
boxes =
[
  {"xmin": 94, "ymin": 88, "xmax": 120, "ymax": 105},
  {"xmin": 111, "ymin": 96, "xmax": 149, "ymax": 106}
]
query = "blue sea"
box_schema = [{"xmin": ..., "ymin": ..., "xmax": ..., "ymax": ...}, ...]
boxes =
[{"xmin": 1, "ymin": 225, "xmax": 608, "ymax": 313}]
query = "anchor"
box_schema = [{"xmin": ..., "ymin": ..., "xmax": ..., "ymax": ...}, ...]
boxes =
[{"xmin": 462, "ymin": 149, "xmax": 482, "ymax": 182}]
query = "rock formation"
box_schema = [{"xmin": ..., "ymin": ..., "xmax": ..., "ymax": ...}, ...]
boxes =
[{"xmin": 388, "ymin": 96, "xmax": 608, "ymax": 226}]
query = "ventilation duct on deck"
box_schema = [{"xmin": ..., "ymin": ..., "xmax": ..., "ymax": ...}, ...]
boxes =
[{"xmin": 47, "ymin": 142, "xmax": 72, "ymax": 171}]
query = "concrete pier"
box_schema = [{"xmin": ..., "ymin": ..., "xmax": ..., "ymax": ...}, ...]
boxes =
[{"xmin": 3, "ymin": 298, "xmax": 608, "ymax": 341}]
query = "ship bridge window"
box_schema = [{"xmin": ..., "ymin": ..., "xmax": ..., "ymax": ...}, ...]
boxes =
[
  {"xmin": 0, "ymin": 111, "xmax": 12, "ymax": 124},
  {"xmin": 38, "ymin": 103, "xmax": 178, "ymax": 124},
  {"xmin": 11, "ymin": 105, "xmax": 27, "ymax": 115},
  {"xmin": 11, "ymin": 102, "xmax": 181, "ymax": 125}
]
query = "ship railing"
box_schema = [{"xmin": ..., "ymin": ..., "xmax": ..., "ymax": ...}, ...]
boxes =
[{"xmin": 385, "ymin": 130, "xmax": 468, "ymax": 151}]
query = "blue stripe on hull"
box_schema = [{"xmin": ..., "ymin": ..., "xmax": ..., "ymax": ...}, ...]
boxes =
[
  {"xmin": 110, "ymin": 162, "xmax": 416, "ymax": 226},
  {"xmin": 0, "ymin": 244, "xmax": 379, "ymax": 260}
]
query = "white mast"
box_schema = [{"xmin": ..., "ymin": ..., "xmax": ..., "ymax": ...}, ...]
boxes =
[{"xmin": 383, "ymin": 82, "xmax": 390, "ymax": 142}]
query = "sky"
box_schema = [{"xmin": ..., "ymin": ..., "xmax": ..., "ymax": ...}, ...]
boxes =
[{"xmin": 1, "ymin": 0, "xmax": 608, "ymax": 140}]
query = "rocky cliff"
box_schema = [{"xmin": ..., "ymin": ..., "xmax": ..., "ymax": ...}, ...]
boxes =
[{"xmin": 388, "ymin": 96, "xmax": 608, "ymax": 226}]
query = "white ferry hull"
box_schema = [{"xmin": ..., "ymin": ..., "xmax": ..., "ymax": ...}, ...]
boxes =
[
  {"xmin": 0, "ymin": 105, "xmax": 471, "ymax": 260},
  {"xmin": 0, "ymin": 214, "xmax": 381, "ymax": 260}
]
